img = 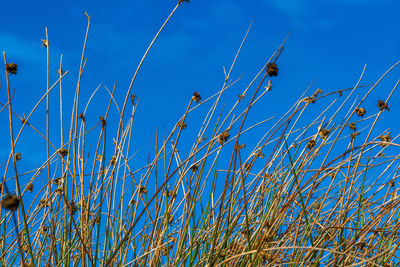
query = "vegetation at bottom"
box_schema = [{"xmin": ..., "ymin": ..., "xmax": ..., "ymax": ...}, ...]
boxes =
[{"xmin": 1, "ymin": 2, "xmax": 400, "ymax": 266}]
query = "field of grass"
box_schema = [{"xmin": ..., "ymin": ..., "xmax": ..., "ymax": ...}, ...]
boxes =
[{"xmin": 1, "ymin": 2, "xmax": 400, "ymax": 266}]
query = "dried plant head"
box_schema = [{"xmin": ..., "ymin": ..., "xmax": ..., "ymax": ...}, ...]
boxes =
[
  {"xmin": 131, "ymin": 94, "xmax": 137, "ymax": 105},
  {"xmin": 58, "ymin": 148, "xmax": 68, "ymax": 157},
  {"xmin": 139, "ymin": 186, "xmax": 147, "ymax": 194},
  {"xmin": 78, "ymin": 113, "xmax": 85, "ymax": 121},
  {"xmin": 41, "ymin": 39, "xmax": 49, "ymax": 48},
  {"xmin": 1, "ymin": 194, "xmax": 19, "ymax": 211},
  {"xmin": 312, "ymin": 88, "xmax": 323, "ymax": 97},
  {"xmin": 218, "ymin": 130, "xmax": 230, "ymax": 145},
  {"xmin": 26, "ymin": 183, "xmax": 33, "ymax": 192},
  {"xmin": 379, "ymin": 133, "xmax": 391, "ymax": 147},
  {"xmin": 234, "ymin": 143, "xmax": 245, "ymax": 150},
  {"xmin": 99, "ymin": 116, "xmax": 106, "ymax": 127},
  {"xmin": 302, "ymin": 96, "xmax": 316, "ymax": 104},
  {"xmin": 349, "ymin": 123, "xmax": 357, "ymax": 131},
  {"xmin": 319, "ymin": 128, "xmax": 330, "ymax": 140},
  {"xmin": 177, "ymin": 120, "xmax": 187, "ymax": 129},
  {"xmin": 14, "ymin": 152, "xmax": 21, "ymax": 161},
  {"xmin": 69, "ymin": 201, "xmax": 77, "ymax": 215},
  {"xmin": 6, "ymin": 63, "xmax": 18, "ymax": 74},
  {"xmin": 307, "ymin": 139, "xmax": 316, "ymax": 149},
  {"xmin": 350, "ymin": 132, "xmax": 360, "ymax": 141},
  {"xmin": 377, "ymin": 100, "xmax": 390, "ymax": 111},
  {"xmin": 355, "ymin": 107, "xmax": 366, "ymax": 117},
  {"xmin": 190, "ymin": 164, "xmax": 199, "ymax": 172},
  {"xmin": 110, "ymin": 156, "xmax": 117, "ymax": 165},
  {"xmin": 266, "ymin": 62, "xmax": 278, "ymax": 76},
  {"xmin": 192, "ymin": 91, "xmax": 201, "ymax": 103}
]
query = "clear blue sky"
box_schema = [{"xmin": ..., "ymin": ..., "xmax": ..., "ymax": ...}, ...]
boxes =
[{"xmin": 1, "ymin": 0, "xmax": 400, "ymax": 172}]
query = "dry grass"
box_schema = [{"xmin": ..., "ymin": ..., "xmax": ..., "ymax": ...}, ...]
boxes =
[{"xmin": 1, "ymin": 2, "xmax": 400, "ymax": 266}]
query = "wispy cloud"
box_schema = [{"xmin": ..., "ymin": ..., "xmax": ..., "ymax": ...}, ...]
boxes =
[{"xmin": 0, "ymin": 33, "xmax": 43, "ymax": 63}]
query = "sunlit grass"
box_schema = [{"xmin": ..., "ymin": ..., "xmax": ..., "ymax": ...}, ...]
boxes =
[{"xmin": 1, "ymin": 2, "xmax": 400, "ymax": 266}]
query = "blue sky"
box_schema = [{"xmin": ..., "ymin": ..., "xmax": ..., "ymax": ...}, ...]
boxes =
[
  {"xmin": 1, "ymin": 0, "xmax": 400, "ymax": 177},
  {"xmin": 1, "ymin": 1, "xmax": 400, "ymax": 264}
]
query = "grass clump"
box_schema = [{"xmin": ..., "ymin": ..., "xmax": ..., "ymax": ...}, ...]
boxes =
[{"xmin": 1, "ymin": 3, "xmax": 400, "ymax": 267}]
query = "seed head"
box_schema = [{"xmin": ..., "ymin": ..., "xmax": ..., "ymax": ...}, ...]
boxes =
[
  {"xmin": 99, "ymin": 116, "xmax": 106, "ymax": 127},
  {"xmin": 69, "ymin": 201, "xmax": 77, "ymax": 215},
  {"xmin": 6, "ymin": 63, "xmax": 18, "ymax": 75},
  {"xmin": 177, "ymin": 120, "xmax": 187, "ymax": 129},
  {"xmin": 58, "ymin": 148, "xmax": 68, "ymax": 157},
  {"xmin": 192, "ymin": 92, "xmax": 201, "ymax": 103},
  {"xmin": 1, "ymin": 194, "xmax": 19, "ymax": 211},
  {"xmin": 266, "ymin": 63, "xmax": 278, "ymax": 77},
  {"xmin": 355, "ymin": 107, "xmax": 366, "ymax": 117},
  {"xmin": 307, "ymin": 140, "xmax": 316, "ymax": 149},
  {"xmin": 41, "ymin": 39, "xmax": 49, "ymax": 48},
  {"xmin": 350, "ymin": 132, "xmax": 360, "ymax": 141},
  {"xmin": 319, "ymin": 128, "xmax": 330, "ymax": 140},
  {"xmin": 218, "ymin": 130, "xmax": 230, "ymax": 145},
  {"xmin": 190, "ymin": 164, "xmax": 199, "ymax": 172},
  {"xmin": 14, "ymin": 152, "xmax": 21, "ymax": 161},
  {"xmin": 377, "ymin": 100, "xmax": 389, "ymax": 111},
  {"xmin": 302, "ymin": 97, "xmax": 315, "ymax": 104},
  {"xmin": 378, "ymin": 133, "xmax": 391, "ymax": 147},
  {"xmin": 26, "ymin": 183, "xmax": 33, "ymax": 192}
]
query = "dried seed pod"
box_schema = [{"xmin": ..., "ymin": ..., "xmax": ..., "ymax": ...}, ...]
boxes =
[
  {"xmin": 266, "ymin": 63, "xmax": 278, "ymax": 76},
  {"xmin": 39, "ymin": 199, "xmax": 49, "ymax": 208},
  {"xmin": 349, "ymin": 123, "xmax": 356, "ymax": 131},
  {"xmin": 57, "ymin": 67, "xmax": 64, "ymax": 75},
  {"xmin": 55, "ymin": 187, "xmax": 64, "ymax": 195},
  {"xmin": 312, "ymin": 88, "xmax": 323, "ymax": 97},
  {"xmin": 377, "ymin": 100, "xmax": 389, "ymax": 111},
  {"xmin": 179, "ymin": 0, "xmax": 190, "ymax": 3},
  {"xmin": 355, "ymin": 107, "xmax": 366, "ymax": 117},
  {"xmin": 6, "ymin": 63, "xmax": 18, "ymax": 74},
  {"xmin": 58, "ymin": 148, "xmax": 68, "ymax": 157},
  {"xmin": 110, "ymin": 156, "xmax": 117, "ymax": 165},
  {"xmin": 389, "ymin": 180, "xmax": 395, "ymax": 188},
  {"xmin": 244, "ymin": 163, "xmax": 252, "ymax": 171},
  {"xmin": 319, "ymin": 128, "xmax": 330, "ymax": 140},
  {"xmin": 99, "ymin": 116, "xmax": 106, "ymax": 127},
  {"xmin": 139, "ymin": 186, "xmax": 147, "ymax": 194},
  {"xmin": 41, "ymin": 39, "xmax": 49, "ymax": 47},
  {"xmin": 234, "ymin": 143, "xmax": 245, "ymax": 150},
  {"xmin": 350, "ymin": 132, "xmax": 360, "ymax": 141},
  {"xmin": 69, "ymin": 201, "xmax": 77, "ymax": 215},
  {"xmin": 131, "ymin": 94, "xmax": 137, "ymax": 105},
  {"xmin": 1, "ymin": 194, "xmax": 19, "ymax": 211},
  {"xmin": 78, "ymin": 113, "xmax": 85, "ymax": 121},
  {"xmin": 302, "ymin": 97, "xmax": 315, "ymax": 104},
  {"xmin": 238, "ymin": 94, "xmax": 246, "ymax": 101},
  {"xmin": 192, "ymin": 91, "xmax": 201, "ymax": 103},
  {"xmin": 378, "ymin": 133, "xmax": 391, "ymax": 147},
  {"xmin": 307, "ymin": 140, "xmax": 316, "ymax": 149},
  {"xmin": 190, "ymin": 164, "xmax": 199, "ymax": 172},
  {"xmin": 166, "ymin": 189, "xmax": 175, "ymax": 198},
  {"xmin": 177, "ymin": 120, "xmax": 187, "ymax": 129},
  {"xmin": 14, "ymin": 152, "xmax": 21, "ymax": 161},
  {"xmin": 255, "ymin": 150, "xmax": 265, "ymax": 158},
  {"xmin": 26, "ymin": 183, "xmax": 33, "ymax": 192},
  {"xmin": 218, "ymin": 130, "xmax": 230, "ymax": 145}
]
